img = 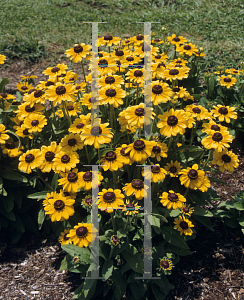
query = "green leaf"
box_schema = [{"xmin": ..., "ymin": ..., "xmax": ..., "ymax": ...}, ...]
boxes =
[
  {"xmin": 10, "ymin": 215, "xmax": 25, "ymax": 233},
  {"xmin": 51, "ymin": 173, "xmax": 59, "ymax": 190},
  {"xmin": 234, "ymin": 202, "xmax": 244, "ymax": 211},
  {"xmin": 151, "ymin": 213, "xmax": 168, "ymax": 223},
  {"xmin": 28, "ymin": 191, "xmax": 50, "ymax": 199},
  {"xmin": 59, "ymin": 255, "xmax": 72, "ymax": 271},
  {"xmin": 61, "ymin": 244, "xmax": 91, "ymax": 264},
  {"xmin": 193, "ymin": 207, "xmax": 213, "ymax": 217},
  {"xmin": 112, "ymin": 270, "xmax": 127, "ymax": 300},
  {"xmin": 0, "ymin": 209, "xmax": 15, "ymax": 221},
  {"xmin": 38, "ymin": 208, "xmax": 45, "ymax": 230},
  {"xmin": 193, "ymin": 215, "xmax": 214, "ymax": 231},
  {"xmin": 102, "ymin": 259, "xmax": 113, "ymax": 279},
  {"xmin": 161, "ymin": 226, "xmax": 189, "ymax": 249},
  {"xmin": 209, "ymin": 177, "xmax": 228, "ymax": 185},
  {"xmin": 81, "ymin": 279, "xmax": 97, "ymax": 300},
  {"xmin": 121, "ymin": 244, "xmax": 143, "ymax": 274},
  {"xmin": 169, "ymin": 208, "xmax": 181, "ymax": 217},
  {"xmin": 0, "ymin": 170, "xmax": 27, "ymax": 183},
  {"xmin": 13, "ymin": 188, "xmax": 22, "ymax": 209},
  {"xmin": 0, "ymin": 78, "xmax": 9, "ymax": 93},
  {"xmin": 151, "ymin": 283, "xmax": 167, "ymax": 300},
  {"xmin": 152, "ymin": 215, "xmax": 161, "ymax": 234},
  {"xmin": 224, "ymin": 217, "xmax": 239, "ymax": 228},
  {"xmin": 129, "ymin": 281, "xmax": 146, "ymax": 300},
  {"xmin": 217, "ymin": 201, "xmax": 235, "ymax": 209},
  {"xmin": 1, "ymin": 190, "xmax": 14, "ymax": 212}
]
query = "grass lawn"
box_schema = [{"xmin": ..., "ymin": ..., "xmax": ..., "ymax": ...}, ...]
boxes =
[{"xmin": 1, "ymin": 0, "xmax": 244, "ymax": 67}]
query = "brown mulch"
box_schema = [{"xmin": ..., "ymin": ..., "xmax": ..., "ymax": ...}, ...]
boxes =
[{"xmin": 1, "ymin": 60, "xmax": 244, "ymax": 300}]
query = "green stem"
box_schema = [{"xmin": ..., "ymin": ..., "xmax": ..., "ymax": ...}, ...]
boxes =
[
  {"xmin": 39, "ymin": 132, "xmax": 45, "ymax": 143},
  {"xmin": 85, "ymin": 145, "xmax": 90, "ymax": 164},
  {"xmin": 168, "ymin": 135, "xmax": 173, "ymax": 151},
  {"xmin": 136, "ymin": 83, "xmax": 139, "ymax": 105},
  {"xmin": 50, "ymin": 102, "xmax": 57, "ymax": 127},
  {"xmin": 111, "ymin": 211, "xmax": 117, "ymax": 234},
  {"xmin": 112, "ymin": 171, "xmax": 117, "ymax": 189},
  {"xmin": 44, "ymin": 107, "xmax": 55, "ymax": 135},
  {"xmin": 124, "ymin": 215, "xmax": 131, "ymax": 231},
  {"xmin": 81, "ymin": 60, "xmax": 89, "ymax": 93},
  {"xmin": 184, "ymin": 187, "xmax": 189, "ymax": 198},
  {"xmin": 98, "ymin": 148, "xmax": 101, "ymax": 162},
  {"xmin": 37, "ymin": 170, "xmax": 53, "ymax": 191},
  {"xmin": 108, "ymin": 246, "xmax": 115, "ymax": 260},
  {"xmin": 63, "ymin": 101, "xmax": 72, "ymax": 125},
  {"xmin": 203, "ymin": 149, "xmax": 213, "ymax": 169},
  {"xmin": 189, "ymin": 121, "xmax": 199, "ymax": 145}
]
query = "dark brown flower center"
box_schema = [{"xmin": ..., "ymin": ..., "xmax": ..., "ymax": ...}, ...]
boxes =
[
  {"xmin": 126, "ymin": 56, "xmax": 134, "ymax": 62},
  {"xmin": 173, "ymin": 37, "xmax": 180, "ymax": 42},
  {"xmin": 157, "ymin": 62, "xmax": 166, "ymax": 68},
  {"xmin": 112, "ymin": 236, "xmax": 120, "ymax": 244},
  {"xmin": 152, "ymin": 146, "xmax": 161, "ymax": 153},
  {"xmin": 167, "ymin": 115, "xmax": 178, "ymax": 126},
  {"xmin": 184, "ymin": 45, "xmax": 191, "ymax": 50},
  {"xmin": 63, "ymin": 233, "xmax": 69, "ymax": 240},
  {"xmin": 176, "ymin": 60, "xmax": 182, "ymax": 63},
  {"xmin": 67, "ymin": 105, "xmax": 74, "ymax": 111},
  {"xmin": 25, "ymin": 154, "xmax": 34, "ymax": 163},
  {"xmin": 68, "ymin": 138, "xmax": 77, "ymax": 146},
  {"xmin": 74, "ymin": 45, "xmax": 83, "ymax": 53},
  {"xmin": 183, "ymin": 207, "xmax": 189, "ymax": 213},
  {"xmin": 6, "ymin": 142, "xmax": 15, "ymax": 149},
  {"xmin": 28, "ymin": 88, "xmax": 36, "ymax": 94},
  {"xmin": 136, "ymin": 35, "xmax": 143, "ymax": 40},
  {"xmin": 68, "ymin": 172, "xmax": 78, "ymax": 182},
  {"xmin": 104, "ymin": 35, "xmax": 113, "ymax": 41},
  {"xmin": 21, "ymin": 86, "xmax": 28, "ymax": 91},
  {"xmin": 25, "ymin": 105, "xmax": 35, "ymax": 112},
  {"xmin": 105, "ymin": 76, "xmax": 115, "ymax": 84},
  {"xmin": 23, "ymin": 129, "xmax": 29, "ymax": 135},
  {"xmin": 218, "ymin": 107, "xmax": 228, "ymax": 115},
  {"xmin": 131, "ymin": 179, "xmax": 144, "ymax": 189},
  {"xmin": 126, "ymin": 203, "xmax": 135, "ymax": 208},
  {"xmin": 54, "ymin": 200, "xmax": 65, "ymax": 210},
  {"xmin": 45, "ymin": 81, "xmax": 55, "ymax": 87},
  {"xmin": 211, "ymin": 125, "xmax": 220, "ymax": 131},
  {"xmin": 85, "ymin": 197, "xmax": 92, "ymax": 204},
  {"xmin": 103, "ymin": 192, "xmax": 116, "ymax": 203},
  {"xmin": 45, "ymin": 151, "xmax": 55, "ymax": 162},
  {"xmin": 83, "ymin": 171, "xmax": 92, "ymax": 181},
  {"xmin": 192, "ymin": 107, "xmax": 201, "ymax": 114},
  {"xmin": 56, "ymin": 86, "xmax": 66, "ymax": 95},
  {"xmin": 222, "ymin": 154, "xmax": 231, "ymax": 163},
  {"xmin": 212, "ymin": 132, "xmax": 223, "ymax": 142},
  {"xmin": 133, "ymin": 140, "xmax": 145, "ymax": 150},
  {"xmin": 224, "ymin": 77, "xmax": 231, "ymax": 83},
  {"xmin": 75, "ymin": 86, "xmax": 81, "ymax": 90},
  {"xmin": 152, "ymin": 165, "xmax": 160, "ymax": 173},
  {"xmin": 63, "ymin": 192, "xmax": 70, "ymax": 197},
  {"xmin": 154, "ymin": 39, "xmax": 160, "ymax": 42},
  {"xmin": 91, "ymin": 126, "xmax": 102, "ymax": 136},
  {"xmin": 34, "ymin": 90, "xmax": 43, "ymax": 98},
  {"xmin": 169, "ymin": 69, "xmax": 179, "ymax": 76},
  {"xmin": 161, "ymin": 261, "xmax": 169, "ymax": 268},
  {"xmin": 76, "ymin": 226, "xmax": 88, "ymax": 236},
  {"xmin": 152, "ymin": 85, "xmax": 163, "ymax": 94},
  {"xmin": 115, "ymin": 50, "xmax": 124, "ymax": 56},
  {"xmin": 155, "ymin": 54, "xmax": 161, "ymax": 59},
  {"xmin": 98, "ymin": 59, "xmax": 108, "ymax": 67},
  {"xmin": 173, "ymin": 87, "xmax": 180, "ymax": 92},
  {"xmin": 69, "ymin": 77, "xmax": 74, "ymax": 81},
  {"xmin": 120, "ymin": 147, "xmax": 130, "ymax": 156},
  {"xmin": 169, "ymin": 166, "xmax": 177, "ymax": 173},
  {"xmin": 51, "ymin": 67, "xmax": 60, "ymax": 73},
  {"xmin": 180, "ymin": 221, "xmax": 189, "ymax": 229},
  {"xmin": 0, "ymin": 93, "xmax": 7, "ymax": 98},
  {"xmin": 61, "ymin": 155, "xmax": 70, "ymax": 163},
  {"xmin": 105, "ymin": 88, "xmax": 116, "ymax": 97},
  {"xmin": 135, "ymin": 108, "xmax": 144, "ymax": 116},
  {"xmin": 31, "ymin": 120, "xmax": 39, "ymax": 126},
  {"xmin": 168, "ymin": 193, "xmax": 179, "ymax": 202},
  {"xmin": 12, "ymin": 101, "xmax": 21, "ymax": 105},
  {"xmin": 76, "ymin": 123, "xmax": 84, "ymax": 129},
  {"xmin": 134, "ymin": 70, "xmax": 143, "ymax": 77},
  {"xmin": 105, "ymin": 151, "xmax": 116, "ymax": 161},
  {"xmin": 188, "ymin": 169, "xmax": 198, "ymax": 179}
]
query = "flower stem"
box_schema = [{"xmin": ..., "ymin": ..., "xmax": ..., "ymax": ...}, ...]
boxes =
[
  {"xmin": 111, "ymin": 211, "xmax": 117, "ymax": 234},
  {"xmin": 63, "ymin": 101, "xmax": 72, "ymax": 125},
  {"xmin": 184, "ymin": 187, "xmax": 189, "ymax": 198},
  {"xmin": 98, "ymin": 147, "xmax": 101, "ymax": 162},
  {"xmin": 189, "ymin": 121, "xmax": 199, "ymax": 145},
  {"xmin": 108, "ymin": 246, "xmax": 115, "ymax": 260},
  {"xmin": 136, "ymin": 83, "xmax": 139, "ymax": 105},
  {"xmin": 81, "ymin": 60, "xmax": 89, "ymax": 93},
  {"xmin": 85, "ymin": 145, "xmax": 90, "ymax": 164},
  {"xmin": 203, "ymin": 149, "xmax": 214, "ymax": 169},
  {"xmin": 124, "ymin": 215, "xmax": 131, "ymax": 231},
  {"xmin": 112, "ymin": 171, "xmax": 117, "ymax": 189}
]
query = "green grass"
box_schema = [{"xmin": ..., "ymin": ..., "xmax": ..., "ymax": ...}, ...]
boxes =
[{"xmin": 1, "ymin": 0, "xmax": 244, "ymax": 67}]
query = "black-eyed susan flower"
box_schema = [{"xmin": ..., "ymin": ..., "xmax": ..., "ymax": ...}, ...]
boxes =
[
  {"xmin": 58, "ymin": 168, "xmax": 83, "ymax": 193},
  {"xmin": 111, "ymin": 235, "xmax": 120, "ymax": 245},
  {"xmin": 99, "ymin": 75, "xmax": 124, "ymax": 88},
  {"xmin": 98, "ymin": 188, "xmax": 125, "ymax": 213},
  {"xmin": 157, "ymin": 108, "xmax": 188, "ymax": 137},
  {"xmin": 116, "ymin": 144, "xmax": 133, "ymax": 166},
  {"xmin": 68, "ymin": 115, "xmax": 90, "ymax": 134},
  {"xmin": 62, "ymin": 70, "xmax": 79, "ymax": 84},
  {"xmin": 122, "ymin": 52, "xmax": 141, "ymax": 67},
  {"xmin": 53, "ymin": 151, "xmax": 79, "ymax": 173},
  {"xmin": 0, "ymin": 54, "xmax": 6, "ymax": 64},
  {"xmin": 150, "ymin": 141, "xmax": 168, "ymax": 162},
  {"xmin": 150, "ymin": 62, "xmax": 166, "ymax": 79},
  {"xmin": 167, "ymin": 34, "xmax": 187, "ymax": 46},
  {"xmin": 218, "ymin": 75, "xmax": 237, "ymax": 89},
  {"xmin": 174, "ymin": 216, "xmax": 194, "ymax": 236},
  {"xmin": 122, "ymin": 103, "xmax": 154, "ymax": 128},
  {"xmin": 43, "ymin": 63, "xmax": 68, "ymax": 80},
  {"xmin": 126, "ymin": 69, "xmax": 145, "ymax": 85},
  {"xmin": 89, "ymin": 56, "xmax": 117, "ymax": 77},
  {"xmin": 40, "ymin": 142, "xmax": 61, "ymax": 173},
  {"xmin": 15, "ymin": 101, "xmax": 45, "ymax": 121},
  {"xmin": 164, "ymin": 160, "xmax": 182, "ymax": 177},
  {"xmin": 67, "ymin": 223, "xmax": 97, "ymax": 248},
  {"xmin": 125, "ymin": 139, "xmax": 153, "ymax": 164},
  {"xmin": 152, "ymin": 53, "xmax": 168, "ymax": 63},
  {"xmin": 65, "ymin": 43, "xmax": 92, "ymax": 63},
  {"xmin": 198, "ymin": 176, "xmax": 211, "ymax": 192},
  {"xmin": 181, "ymin": 204, "xmax": 194, "ymax": 216},
  {"xmin": 212, "ymin": 149, "xmax": 239, "ymax": 173},
  {"xmin": 57, "ymin": 101, "xmax": 81, "ymax": 118},
  {"xmin": 202, "ymin": 120, "xmax": 228, "ymax": 135},
  {"xmin": 60, "ymin": 133, "xmax": 84, "ymax": 153},
  {"xmin": 0, "ymin": 124, "xmax": 9, "ymax": 144},
  {"xmin": 81, "ymin": 123, "xmax": 113, "ymax": 149},
  {"xmin": 59, "ymin": 229, "xmax": 72, "ymax": 245},
  {"xmin": 45, "ymin": 82, "xmax": 76, "ymax": 106},
  {"xmin": 44, "ymin": 194, "xmax": 75, "ymax": 222},
  {"xmin": 16, "ymin": 82, "xmax": 33, "ymax": 93},
  {"xmin": 100, "ymin": 151, "xmax": 124, "ymax": 172},
  {"xmin": 1, "ymin": 139, "xmax": 23, "ymax": 157},
  {"xmin": 122, "ymin": 200, "xmax": 141, "ymax": 215},
  {"xmin": 123, "ymin": 179, "xmax": 148, "ymax": 200},
  {"xmin": 172, "ymin": 86, "xmax": 188, "ymax": 101},
  {"xmin": 60, "ymin": 190, "xmax": 77, "ymax": 200},
  {"xmin": 28, "ymin": 89, "xmax": 46, "ymax": 104},
  {"xmin": 82, "ymin": 195, "xmax": 92, "ymax": 207},
  {"xmin": 79, "ymin": 170, "xmax": 103, "ymax": 191},
  {"xmin": 18, "ymin": 149, "xmax": 44, "ymax": 174},
  {"xmin": 145, "ymin": 81, "xmax": 173, "ymax": 105},
  {"xmin": 179, "ymin": 164, "xmax": 205, "ymax": 190},
  {"xmin": 15, "ymin": 124, "xmax": 34, "ymax": 140},
  {"xmin": 42, "ymin": 191, "xmax": 59, "ymax": 206},
  {"xmin": 185, "ymin": 104, "xmax": 212, "ymax": 121},
  {"xmin": 160, "ymin": 257, "xmax": 173, "ymax": 271},
  {"xmin": 24, "ymin": 113, "xmax": 47, "ymax": 133},
  {"xmin": 134, "ymin": 44, "xmax": 159, "ymax": 58},
  {"xmin": 176, "ymin": 43, "xmax": 198, "ymax": 56},
  {"xmin": 80, "ymin": 93, "xmax": 100, "ymax": 110},
  {"xmin": 142, "ymin": 165, "xmax": 167, "ymax": 183},
  {"xmin": 37, "ymin": 80, "xmax": 56, "ymax": 90},
  {"xmin": 160, "ymin": 190, "xmax": 186, "ymax": 210},
  {"xmin": 97, "ymin": 35, "xmax": 121, "ymax": 47},
  {"xmin": 99, "ymin": 85, "xmax": 126, "ymax": 108},
  {"xmin": 162, "ymin": 67, "xmax": 189, "ymax": 81},
  {"xmin": 225, "ymin": 68, "xmax": 241, "ymax": 75},
  {"xmin": 211, "ymin": 105, "xmax": 237, "ymax": 123},
  {"xmin": 201, "ymin": 131, "xmax": 233, "ymax": 152}
]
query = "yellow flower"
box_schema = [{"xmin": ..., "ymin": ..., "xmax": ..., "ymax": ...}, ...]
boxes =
[
  {"xmin": 67, "ymin": 223, "xmax": 97, "ymax": 248},
  {"xmin": 157, "ymin": 108, "xmax": 188, "ymax": 137},
  {"xmin": 111, "ymin": 235, "xmax": 120, "ymax": 245},
  {"xmin": 15, "ymin": 101, "xmax": 45, "ymax": 121},
  {"xmin": 174, "ymin": 216, "xmax": 194, "ymax": 236},
  {"xmin": 99, "ymin": 85, "xmax": 126, "ymax": 108},
  {"xmin": 98, "ymin": 188, "xmax": 125, "ymax": 213},
  {"xmin": 202, "ymin": 120, "xmax": 229, "ymax": 135},
  {"xmin": 201, "ymin": 131, "xmax": 233, "ymax": 152},
  {"xmin": 1, "ymin": 139, "xmax": 23, "ymax": 157},
  {"xmin": 0, "ymin": 54, "xmax": 6, "ymax": 64},
  {"xmin": 99, "ymin": 75, "xmax": 124, "ymax": 88},
  {"xmin": 44, "ymin": 194, "xmax": 75, "ymax": 222},
  {"xmin": 125, "ymin": 139, "xmax": 153, "ymax": 164},
  {"xmin": 144, "ymin": 80, "xmax": 173, "ymax": 105},
  {"xmin": 65, "ymin": 43, "xmax": 92, "ymax": 63},
  {"xmin": 176, "ymin": 43, "xmax": 198, "ymax": 56},
  {"xmin": 160, "ymin": 190, "xmax": 186, "ymax": 210},
  {"xmin": 116, "ymin": 144, "xmax": 134, "ymax": 166},
  {"xmin": 211, "ymin": 105, "xmax": 237, "ymax": 123},
  {"xmin": 60, "ymin": 133, "xmax": 84, "ymax": 153},
  {"xmin": 18, "ymin": 149, "xmax": 44, "ymax": 174},
  {"xmin": 59, "ymin": 229, "xmax": 72, "ymax": 245},
  {"xmin": 0, "ymin": 124, "xmax": 9, "ymax": 144},
  {"xmin": 122, "ymin": 103, "xmax": 155, "ymax": 128},
  {"xmin": 79, "ymin": 170, "xmax": 103, "ymax": 191},
  {"xmin": 53, "ymin": 151, "xmax": 79, "ymax": 173},
  {"xmin": 179, "ymin": 164, "xmax": 205, "ymax": 190},
  {"xmin": 162, "ymin": 66, "xmax": 189, "ymax": 81},
  {"xmin": 24, "ymin": 114, "xmax": 47, "ymax": 133},
  {"xmin": 68, "ymin": 115, "xmax": 90, "ymax": 134},
  {"xmin": 43, "ymin": 63, "xmax": 68, "ymax": 80},
  {"xmin": 58, "ymin": 168, "xmax": 84, "ymax": 193},
  {"xmin": 16, "ymin": 82, "xmax": 33, "ymax": 93},
  {"xmin": 100, "ymin": 150, "xmax": 124, "ymax": 172},
  {"xmin": 180, "ymin": 204, "xmax": 194, "ymax": 216},
  {"xmin": 97, "ymin": 35, "xmax": 121, "ymax": 47},
  {"xmin": 150, "ymin": 141, "xmax": 168, "ymax": 161},
  {"xmin": 185, "ymin": 104, "xmax": 212, "ymax": 121},
  {"xmin": 45, "ymin": 82, "xmax": 76, "ymax": 106},
  {"xmin": 167, "ymin": 34, "xmax": 187, "ymax": 45},
  {"xmin": 212, "ymin": 149, "xmax": 239, "ymax": 173},
  {"xmin": 40, "ymin": 142, "xmax": 61, "ymax": 173},
  {"xmin": 122, "ymin": 200, "xmax": 141, "ymax": 215},
  {"xmin": 28, "ymin": 89, "xmax": 46, "ymax": 104},
  {"xmin": 164, "ymin": 160, "xmax": 182, "ymax": 177},
  {"xmin": 123, "ymin": 179, "xmax": 148, "ymax": 200},
  {"xmin": 142, "ymin": 165, "xmax": 167, "ymax": 183},
  {"xmin": 160, "ymin": 257, "xmax": 173, "ymax": 271},
  {"xmin": 218, "ymin": 75, "xmax": 237, "ymax": 88},
  {"xmin": 15, "ymin": 124, "xmax": 34, "ymax": 140}
]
